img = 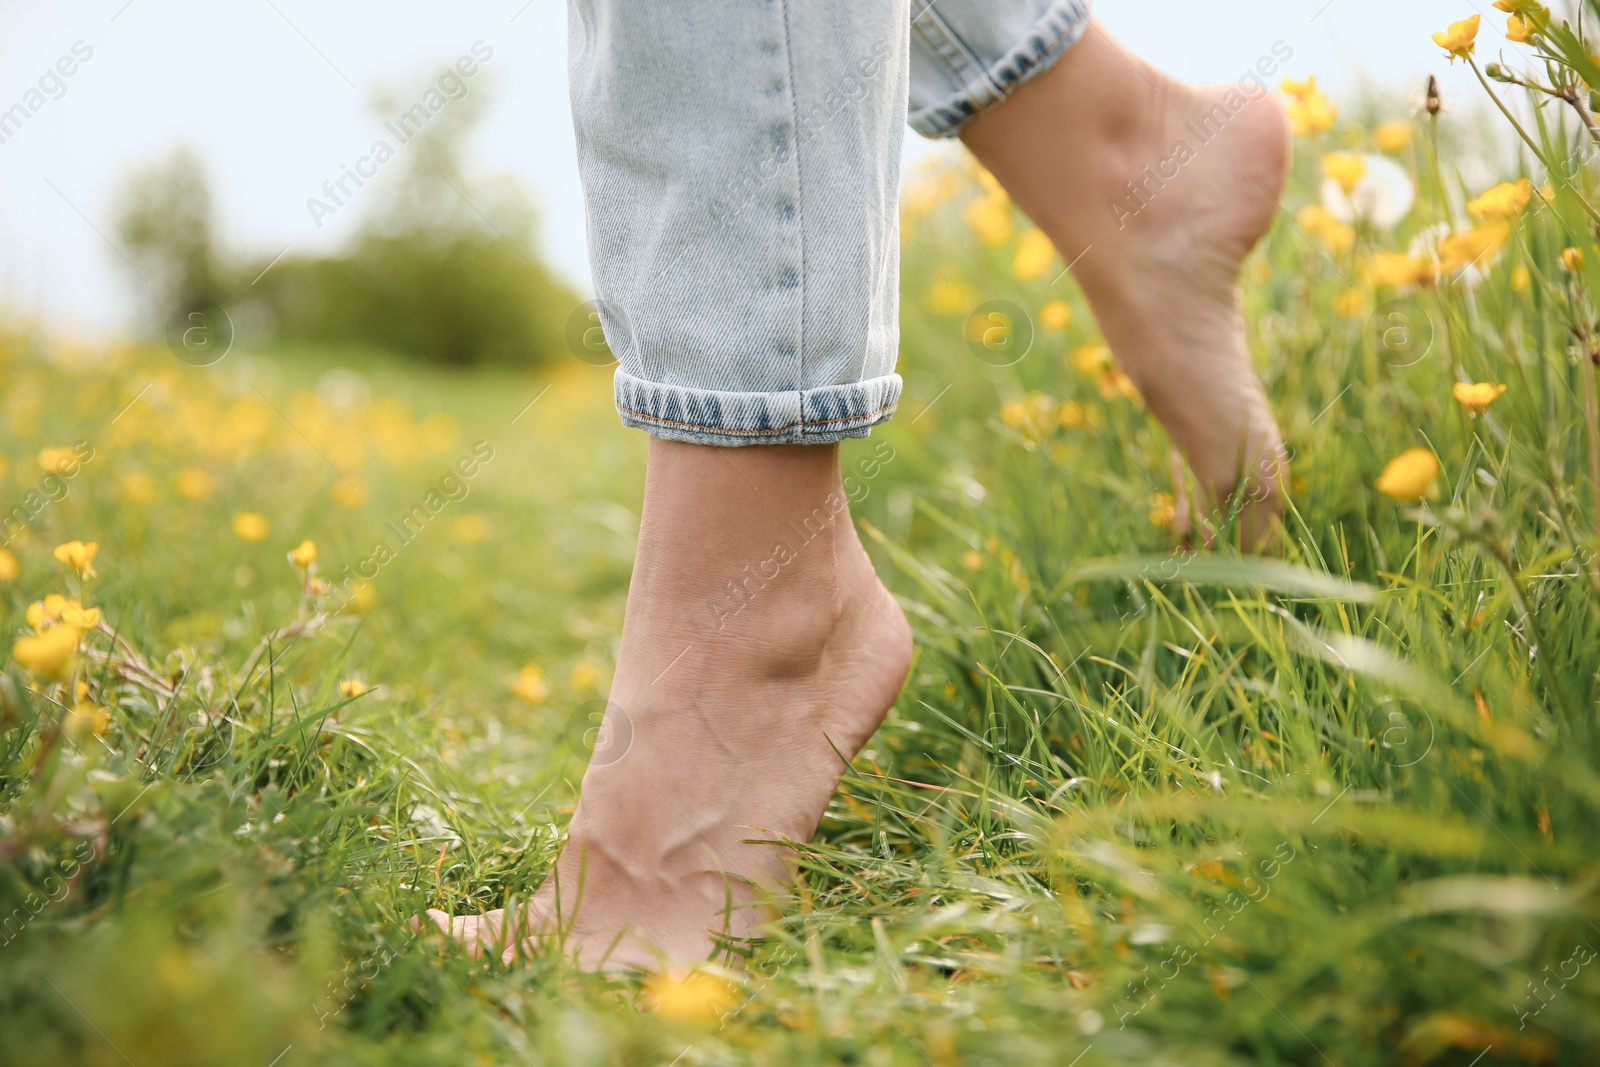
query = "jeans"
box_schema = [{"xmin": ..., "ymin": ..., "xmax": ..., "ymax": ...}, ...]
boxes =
[{"xmin": 568, "ymin": 0, "xmax": 1092, "ymax": 446}]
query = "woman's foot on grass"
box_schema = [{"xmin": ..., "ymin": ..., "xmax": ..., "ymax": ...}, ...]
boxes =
[
  {"xmin": 425, "ymin": 440, "xmax": 912, "ymax": 970},
  {"xmin": 962, "ymin": 20, "xmax": 1292, "ymax": 547}
]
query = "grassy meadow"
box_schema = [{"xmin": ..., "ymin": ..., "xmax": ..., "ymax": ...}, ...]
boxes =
[{"xmin": 5, "ymin": 24, "xmax": 1600, "ymax": 1067}]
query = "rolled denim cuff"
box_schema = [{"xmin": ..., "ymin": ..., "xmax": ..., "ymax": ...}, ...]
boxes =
[
  {"xmin": 615, "ymin": 369, "xmax": 902, "ymax": 447},
  {"xmin": 908, "ymin": 0, "xmax": 1092, "ymax": 139}
]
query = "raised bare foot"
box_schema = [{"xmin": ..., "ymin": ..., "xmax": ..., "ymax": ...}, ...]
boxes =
[
  {"xmin": 962, "ymin": 21, "xmax": 1292, "ymax": 547},
  {"xmin": 426, "ymin": 440, "xmax": 912, "ymax": 970}
]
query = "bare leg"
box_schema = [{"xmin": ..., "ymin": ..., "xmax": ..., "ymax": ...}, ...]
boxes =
[
  {"xmin": 962, "ymin": 20, "xmax": 1292, "ymax": 547},
  {"xmin": 431, "ymin": 440, "xmax": 912, "ymax": 968}
]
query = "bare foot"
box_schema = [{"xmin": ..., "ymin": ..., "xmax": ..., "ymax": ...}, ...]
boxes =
[
  {"xmin": 962, "ymin": 21, "xmax": 1291, "ymax": 547},
  {"xmin": 426, "ymin": 440, "xmax": 912, "ymax": 970}
]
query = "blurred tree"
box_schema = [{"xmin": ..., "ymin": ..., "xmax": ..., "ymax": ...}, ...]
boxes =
[
  {"xmin": 113, "ymin": 146, "xmax": 230, "ymax": 320},
  {"xmin": 251, "ymin": 76, "xmax": 577, "ymax": 366}
]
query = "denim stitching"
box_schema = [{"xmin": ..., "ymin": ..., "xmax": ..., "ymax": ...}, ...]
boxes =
[
  {"xmin": 921, "ymin": 6, "xmax": 1004, "ymax": 101},
  {"xmin": 778, "ymin": 0, "xmax": 807, "ymax": 394},
  {"xmin": 617, "ymin": 400, "xmax": 898, "ymax": 436}
]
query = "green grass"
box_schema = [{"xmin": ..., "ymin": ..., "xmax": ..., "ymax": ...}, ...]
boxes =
[{"xmin": 4, "ymin": 101, "xmax": 1600, "ymax": 1064}]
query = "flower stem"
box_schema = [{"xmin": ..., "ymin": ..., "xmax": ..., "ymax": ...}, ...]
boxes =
[{"xmin": 1469, "ymin": 58, "xmax": 1600, "ymax": 228}]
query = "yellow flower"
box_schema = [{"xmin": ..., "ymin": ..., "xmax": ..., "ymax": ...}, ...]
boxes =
[
  {"xmin": 1332, "ymin": 288, "xmax": 1369, "ymax": 317},
  {"xmin": 342, "ymin": 578, "xmax": 377, "ymax": 615},
  {"xmin": 1000, "ymin": 393, "xmax": 1059, "ymax": 440},
  {"xmin": 118, "ymin": 471, "xmax": 155, "ymax": 502},
  {"xmin": 923, "ymin": 280, "xmax": 979, "ymax": 316},
  {"xmin": 53, "ymin": 540, "xmax": 98, "ymax": 578},
  {"xmin": 1452, "ymin": 381, "xmax": 1507, "ymax": 415},
  {"xmin": 0, "ymin": 549, "xmax": 17, "ymax": 582},
  {"xmin": 452, "ymin": 513, "xmax": 490, "ymax": 545},
  {"xmin": 508, "ymin": 664, "xmax": 548, "ymax": 705},
  {"xmin": 1322, "ymin": 152, "xmax": 1367, "ymax": 194},
  {"xmin": 1039, "ymin": 300, "xmax": 1072, "ymax": 331},
  {"xmin": 1280, "ymin": 76, "xmax": 1319, "ymax": 99},
  {"xmin": 1287, "ymin": 90, "xmax": 1337, "ymax": 137},
  {"xmin": 1012, "ymin": 228, "xmax": 1057, "ymax": 281},
  {"xmin": 1438, "ymin": 222, "xmax": 1512, "ymax": 275},
  {"xmin": 1148, "ymin": 492, "xmax": 1177, "ymax": 529},
  {"xmin": 1070, "ymin": 344, "xmax": 1113, "ymax": 375},
  {"xmin": 37, "ymin": 446, "xmax": 81, "ymax": 475},
  {"xmin": 1467, "ymin": 178, "xmax": 1533, "ymax": 220},
  {"xmin": 338, "ymin": 677, "xmax": 369, "ymax": 698},
  {"xmin": 1374, "ymin": 120, "xmax": 1415, "ymax": 153},
  {"xmin": 64, "ymin": 700, "xmax": 109, "ymax": 741},
  {"xmin": 1376, "ymin": 448, "xmax": 1441, "ymax": 500},
  {"xmin": 569, "ymin": 660, "xmax": 603, "ymax": 692},
  {"xmin": 1511, "ymin": 265, "xmax": 1531, "ymax": 292},
  {"xmin": 12, "ymin": 623, "xmax": 83, "ymax": 677},
  {"xmin": 174, "ymin": 467, "xmax": 214, "ymax": 500},
  {"xmin": 1562, "ymin": 246, "xmax": 1586, "ymax": 272},
  {"xmin": 332, "ymin": 477, "xmax": 369, "ymax": 508},
  {"xmin": 1098, "ymin": 368, "xmax": 1141, "ymax": 403},
  {"xmin": 1495, "ymin": 0, "xmax": 1550, "ymax": 41},
  {"xmin": 1369, "ymin": 251, "xmax": 1434, "ymax": 288},
  {"xmin": 1507, "ymin": 14, "xmax": 1535, "ymax": 41},
  {"xmin": 1297, "ymin": 204, "xmax": 1355, "ymax": 251},
  {"xmin": 289, "ymin": 539, "xmax": 317, "ymax": 568},
  {"xmin": 1058, "ymin": 400, "xmax": 1086, "ymax": 428},
  {"xmin": 960, "ymin": 550, "xmax": 983, "ymax": 571},
  {"xmin": 965, "ymin": 194, "xmax": 1014, "ymax": 246},
  {"xmin": 232, "ymin": 512, "xmax": 270, "ymax": 542},
  {"xmin": 643, "ymin": 969, "xmax": 739, "ymax": 1027},
  {"xmin": 1432, "ymin": 15, "xmax": 1481, "ymax": 61},
  {"xmin": 29, "ymin": 594, "xmax": 103, "ymax": 630}
]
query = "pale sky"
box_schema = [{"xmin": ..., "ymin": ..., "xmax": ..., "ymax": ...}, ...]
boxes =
[{"xmin": 0, "ymin": 0, "xmax": 1493, "ymax": 335}]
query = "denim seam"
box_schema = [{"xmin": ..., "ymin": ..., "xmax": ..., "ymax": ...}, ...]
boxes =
[
  {"xmin": 915, "ymin": 6, "xmax": 1002, "ymax": 101},
  {"xmin": 909, "ymin": 0, "xmax": 1091, "ymax": 139},
  {"xmin": 617, "ymin": 400, "xmax": 898, "ymax": 436},
  {"xmin": 778, "ymin": 0, "xmax": 808, "ymax": 393}
]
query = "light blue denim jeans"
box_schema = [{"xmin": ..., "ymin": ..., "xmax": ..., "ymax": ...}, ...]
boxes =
[{"xmin": 568, "ymin": 0, "xmax": 1092, "ymax": 446}]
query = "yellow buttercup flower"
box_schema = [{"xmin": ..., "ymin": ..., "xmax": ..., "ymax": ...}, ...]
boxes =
[
  {"xmin": 0, "ymin": 549, "xmax": 17, "ymax": 582},
  {"xmin": 12, "ymin": 624, "xmax": 83, "ymax": 677},
  {"xmin": 1507, "ymin": 14, "xmax": 1535, "ymax": 41},
  {"xmin": 1280, "ymin": 76, "xmax": 1319, "ymax": 99},
  {"xmin": 1297, "ymin": 204, "xmax": 1356, "ymax": 253},
  {"xmin": 1511, "ymin": 265, "xmax": 1531, "ymax": 292},
  {"xmin": 643, "ymin": 969, "xmax": 740, "ymax": 1027},
  {"xmin": 28, "ymin": 594, "xmax": 103, "ymax": 631},
  {"xmin": 1432, "ymin": 15, "xmax": 1480, "ymax": 61},
  {"xmin": 1148, "ymin": 492, "xmax": 1177, "ymax": 529},
  {"xmin": 1438, "ymin": 223, "xmax": 1512, "ymax": 275},
  {"xmin": 1039, "ymin": 300, "xmax": 1072, "ymax": 330},
  {"xmin": 1561, "ymin": 247, "xmax": 1586, "ymax": 272},
  {"xmin": 332, "ymin": 477, "xmax": 369, "ymax": 508},
  {"xmin": 960, "ymin": 550, "xmax": 983, "ymax": 571},
  {"xmin": 1368, "ymin": 251, "xmax": 1434, "ymax": 288},
  {"xmin": 1452, "ymin": 382, "xmax": 1507, "ymax": 415},
  {"xmin": 37, "ymin": 446, "xmax": 81, "ymax": 475},
  {"xmin": 338, "ymin": 678, "xmax": 369, "ymax": 698},
  {"xmin": 232, "ymin": 512, "xmax": 270, "ymax": 542},
  {"xmin": 1467, "ymin": 179, "xmax": 1533, "ymax": 220},
  {"xmin": 1012, "ymin": 228, "xmax": 1057, "ymax": 281},
  {"xmin": 1376, "ymin": 448, "xmax": 1441, "ymax": 500},
  {"xmin": 1374, "ymin": 120, "xmax": 1414, "ymax": 153},
  {"xmin": 64, "ymin": 700, "xmax": 109, "ymax": 741},
  {"xmin": 53, "ymin": 540, "xmax": 99, "ymax": 578},
  {"xmin": 965, "ymin": 194, "xmax": 1014, "ymax": 247},
  {"xmin": 342, "ymin": 578, "xmax": 377, "ymax": 615},
  {"xmin": 1070, "ymin": 344, "xmax": 1113, "ymax": 376},
  {"xmin": 1287, "ymin": 90, "xmax": 1337, "ymax": 137},
  {"xmin": 1332, "ymin": 288, "xmax": 1368, "ymax": 317},
  {"xmin": 289, "ymin": 539, "xmax": 317, "ymax": 568},
  {"xmin": 508, "ymin": 664, "xmax": 548, "ymax": 705},
  {"xmin": 1323, "ymin": 152, "xmax": 1367, "ymax": 194},
  {"xmin": 569, "ymin": 659, "xmax": 603, "ymax": 693},
  {"xmin": 174, "ymin": 467, "xmax": 214, "ymax": 500},
  {"xmin": 924, "ymin": 280, "xmax": 979, "ymax": 316},
  {"xmin": 118, "ymin": 471, "xmax": 155, "ymax": 502}
]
